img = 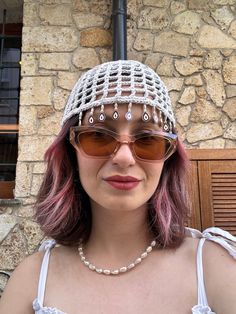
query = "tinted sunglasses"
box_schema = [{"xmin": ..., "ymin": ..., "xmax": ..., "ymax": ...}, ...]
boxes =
[{"xmin": 69, "ymin": 126, "xmax": 177, "ymax": 162}]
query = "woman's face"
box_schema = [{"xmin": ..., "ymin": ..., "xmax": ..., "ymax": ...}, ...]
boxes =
[{"xmin": 75, "ymin": 104, "xmax": 164, "ymax": 213}]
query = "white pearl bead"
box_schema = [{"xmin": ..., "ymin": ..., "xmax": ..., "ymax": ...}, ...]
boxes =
[
  {"xmin": 141, "ymin": 252, "xmax": 147, "ymax": 259},
  {"xmin": 96, "ymin": 268, "xmax": 103, "ymax": 273},
  {"xmin": 128, "ymin": 263, "xmax": 135, "ymax": 269},
  {"xmin": 84, "ymin": 261, "xmax": 89, "ymax": 266},
  {"xmin": 89, "ymin": 264, "xmax": 95, "ymax": 270},
  {"xmin": 120, "ymin": 267, "xmax": 127, "ymax": 273},
  {"xmin": 111, "ymin": 270, "xmax": 119, "ymax": 275},
  {"xmin": 103, "ymin": 269, "xmax": 111, "ymax": 275},
  {"xmin": 146, "ymin": 246, "xmax": 152, "ymax": 253},
  {"xmin": 135, "ymin": 258, "xmax": 142, "ymax": 264},
  {"xmin": 81, "ymin": 256, "xmax": 85, "ymax": 261},
  {"xmin": 151, "ymin": 240, "xmax": 156, "ymax": 247}
]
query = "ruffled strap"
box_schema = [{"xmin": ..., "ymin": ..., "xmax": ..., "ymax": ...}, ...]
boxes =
[
  {"xmin": 36, "ymin": 239, "xmax": 57, "ymax": 309},
  {"xmin": 186, "ymin": 227, "xmax": 236, "ymax": 259},
  {"xmin": 186, "ymin": 227, "xmax": 236, "ymax": 313}
]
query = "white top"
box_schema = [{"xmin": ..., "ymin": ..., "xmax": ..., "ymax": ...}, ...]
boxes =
[{"xmin": 32, "ymin": 227, "xmax": 236, "ymax": 314}]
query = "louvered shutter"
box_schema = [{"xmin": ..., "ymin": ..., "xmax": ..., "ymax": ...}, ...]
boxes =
[
  {"xmin": 187, "ymin": 149, "xmax": 236, "ymax": 234},
  {"xmin": 198, "ymin": 160, "xmax": 236, "ymax": 235}
]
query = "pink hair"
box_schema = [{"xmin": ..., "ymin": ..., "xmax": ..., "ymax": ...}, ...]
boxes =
[{"xmin": 34, "ymin": 117, "xmax": 190, "ymax": 248}]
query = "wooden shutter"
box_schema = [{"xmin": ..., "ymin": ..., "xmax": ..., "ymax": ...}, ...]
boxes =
[{"xmin": 187, "ymin": 149, "xmax": 236, "ymax": 235}]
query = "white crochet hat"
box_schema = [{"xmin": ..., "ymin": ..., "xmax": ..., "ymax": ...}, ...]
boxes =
[{"xmin": 62, "ymin": 60, "xmax": 176, "ymax": 132}]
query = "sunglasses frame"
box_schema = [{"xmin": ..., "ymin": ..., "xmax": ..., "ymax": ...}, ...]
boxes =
[{"xmin": 69, "ymin": 126, "xmax": 178, "ymax": 162}]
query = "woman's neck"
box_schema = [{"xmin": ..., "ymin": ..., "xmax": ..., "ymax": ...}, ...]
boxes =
[{"xmin": 83, "ymin": 202, "xmax": 153, "ymax": 268}]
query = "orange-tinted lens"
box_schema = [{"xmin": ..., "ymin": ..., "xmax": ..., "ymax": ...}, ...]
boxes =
[
  {"xmin": 134, "ymin": 135, "xmax": 171, "ymax": 160},
  {"xmin": 78, "ymin": 131, "xmax": 117, "ymax": 156}
]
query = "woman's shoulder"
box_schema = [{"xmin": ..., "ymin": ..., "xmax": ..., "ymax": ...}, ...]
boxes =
[{"xmin": 0, "ymin": 250, "xmax": 45, "ymax": 313}]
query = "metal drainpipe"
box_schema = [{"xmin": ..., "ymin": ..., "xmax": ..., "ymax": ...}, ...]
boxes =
[{"xmin": 112, "ymin": 0, "xmax": 127, "ymax": 61}]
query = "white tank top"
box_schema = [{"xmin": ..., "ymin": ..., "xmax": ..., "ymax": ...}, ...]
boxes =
[{"xmin": 32, "ymin": 227, "xmax": 236, "ymax": 314}]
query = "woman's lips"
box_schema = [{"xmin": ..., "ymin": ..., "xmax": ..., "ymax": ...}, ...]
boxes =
[{"xmin": 104, "ymin": 175, "xmax": 141, "ymax": 190}]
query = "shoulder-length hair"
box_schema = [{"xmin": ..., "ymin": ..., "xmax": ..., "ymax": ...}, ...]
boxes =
[{"xmin": 34, "ymin": 116, "xmax": 190, "ymax": 248}]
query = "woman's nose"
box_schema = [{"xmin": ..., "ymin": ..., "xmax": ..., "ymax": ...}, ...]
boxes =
[{"xmin": 111, "ymin": 142, "xmax": 136, "ymax": 168}]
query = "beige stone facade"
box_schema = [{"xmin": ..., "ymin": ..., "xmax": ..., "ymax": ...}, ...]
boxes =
[{"xmin": 1, "ymin": 0, "xmax": 236, "ymax": 294}]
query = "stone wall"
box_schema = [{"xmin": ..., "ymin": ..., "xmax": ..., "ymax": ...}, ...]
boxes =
[{"xmin": 0, "ymin": 0, "xmax": 236, "ymax": 295}]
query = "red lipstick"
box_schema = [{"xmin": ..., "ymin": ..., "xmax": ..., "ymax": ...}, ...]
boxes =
[{"xmin": 104, "ymin": 175, "xmax": 141, "ymax": 190}]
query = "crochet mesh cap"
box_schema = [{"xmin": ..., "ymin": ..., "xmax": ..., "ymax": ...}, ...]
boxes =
[{"xmin": 62, "ymin": 60, "xmax": 176, "ymax": 130}]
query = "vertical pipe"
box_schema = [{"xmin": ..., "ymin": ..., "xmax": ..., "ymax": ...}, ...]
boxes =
[
  {"xmin": 112, "ymin": 0, "xmax": 127, "ymax": 61},
  {"xmin": 0, "ymin": 9, "xmax": 6, "ymax": 82}
]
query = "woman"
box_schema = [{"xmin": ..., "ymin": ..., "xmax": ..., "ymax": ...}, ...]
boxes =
[{"xmin": 0, "ymin": 60, "xmax": 236, "ymax": 314}]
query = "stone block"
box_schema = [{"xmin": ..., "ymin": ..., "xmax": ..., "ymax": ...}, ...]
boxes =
[
  {"xmin": 17, "ymin": 205, "xmax": 35, "ymax": 218},
  {"xmin": 213, "ymin": 0, "xmax": 235, "ymax": 3},
  {"xmin": 33, "ymin": 162, "xmax": 46, "ymax": 174},
  {"xmin": 223, "ymin": 56, "xmax": 236, "ymax": 84},
  {"xmin": 99, "ymin": 48, "xmax": 112, "ymax": 64},
  {"xmin": 57, "ymin": 72, "xmax": 79, "ymax": 90},
  {"xmin": 72, "ymin": 47, "xmax": 100, "ymax": 70},
  {"xmin": 73, "ymin": 0, "xmax": 89, "ymax": 12},
  {"xmin": 170, "ymin": 1, "xmax": 186, "ymax": 14},
  {"xmin": 143, "ymin": 0, "xmax": 169, "ymax": 6},
  {"xmin": 53, "ymin": 88, "xmax": 70, "ymax": 111},
  {"xmin": 14, "ymin": 163, "xmax": 33, "ymax": 198},
  {"xmin": 197, "ymin": 25, "xmax": 236, "ymax": 49},
  {"xmin": 199, "ymin": 138, "xmax": 225, "ymax": 149},
  {"xmin": 188, "ymin": 0, "xmax": 208, "ymax": 9},
  {"xmin": 175, "ymin": 57, "xmax": 202, "ymax": 76},
  {"xmin": 0, "ymin": 215, "xmax": 17, "ymax": 243},
  {"xmin": 171, "ymin": 11, "xmax": 201, "ymax": 35},
  {"xmin": 178, "ymin": 87, "xmax": 196, "ymax": 105},
  {"xmin": 19, "ymin": 106, "xmax": 37, "ymax": 136},
  {"xmin": 156, "ymin": 56, "xmax": 174, "ymax": 76},
  {"xmin": 211, "ymin": 6, "xmax": 234, "ymax": 30},
  {"xmin": 133, "ymin": 31, "xmax": 154, "ymax": 51},
  {"xmin": 73, "ymin": 13, "xmax": 103, "ymax": 29},
  {"xmin": 80, "ymin": 28, "xmax": 112, "ymax": 48},
  {"xmin": 31, "ymin": 175, "xmax": 44, "ymax": 196},
  {"xmin": 191, "ymin": 99, "xmax": 221, "ymax": 122},
  {"xmin": 20, "ymin": 76, "xmax": 53, "ymax": 106},
  {"xmin": 226, "ymin": 85, "xmax": 236, "ymax": 98},
  {"xmin": 175, "ymin": 106, "xmax": 191, "ymax": 127},
  {"xmin": 39, "ymin": 4, "xmax": 72, "ymax": 25},
  {"xmin": 162, "ymin": 77, "xmax": 184, "ymax": 91},
  {"xmin": 128, "ymin": 0, "xmax": 143, "ymax": 19},
  {"xmin": 20, "ymin": 220, "xmax": 44, "ymax": 254},
  {"xmin": 23, "ymin": 2, "xmax": 40, "ymax": 26},
  {"xmin": 90, "ymin": 0, "xmax": 111, "ymax": 15},
  {"xmin": 36, "ymin": 106, "xmax": 55, "ymax": 119},
  {"xmin": 203, "ymin": 50, "xmax": 222, "ymax": 69},
  {"xmin": 223, "ymin": 97, "xmax": 236, "ymax": 120},
  {"xmin": 21, "ymin": 53, "xmax": 38, "ymax": 76},
  {"xmin": 226, "ymin": 139, "xmax": 236, "ymax": 148},
  {"xmin": 185, "ymin": 75, "xmax": 203, "ymax": 86},
  {"xmin": 202, "ymin": 70, "xmax": 226, "ymax": 107},
  {"xmin": 138, "ymin": 8, "xmax": 170, "ymax": 30},
  {"xmin": 186, "ymin": 122, "xmax": 223, "ymax": 143},
  {"xmin": 229, "ymin": 20, "xmax": 236, "ymax": 39},
  {"xmin": 22, "ymin": 26, "xmax": 78, "ymax": 52},
  {"xmin": 144, "ymin": 54, "xmax": 162, "ymax": 70},
  {"xmin": 0, "ymin": 227, "xmax": 27, "ymax": 269},
  {"xmin": 18, "ymin": 136, "xmax": 55, "ymax": 162},
  {"xmin": 224, "ymin": 122, "xmax": 236, "ymax": 139},
  {"xmin": 154, "ymin": 32, "xmax": 189, "ymax": 57},
  {"xmin": 37, "ymin": 112, "xmax": 62, "ymax": 135},
  {"xmin": 39, "ymin": 53, "xmax": 71, "ymax": 70}
]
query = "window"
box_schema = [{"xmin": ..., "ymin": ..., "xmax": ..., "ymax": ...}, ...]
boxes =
[{"xmin": 0, "ymin": 9, "xmax": 22, "ymax": 198}]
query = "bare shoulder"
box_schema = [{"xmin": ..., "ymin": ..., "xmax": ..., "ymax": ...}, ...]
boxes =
[
  {"xmin": 0, "ymin": 250, "xmax": 44, "ymax": 314},
  {"xmin": 203, "ymin": 239, "xmax": 236, "ymax": 312}
]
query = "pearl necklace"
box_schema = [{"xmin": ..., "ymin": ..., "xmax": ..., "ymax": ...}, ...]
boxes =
[{"xmin": 78, "ymin": 239, "xmax": 157, "ymax": 275}]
